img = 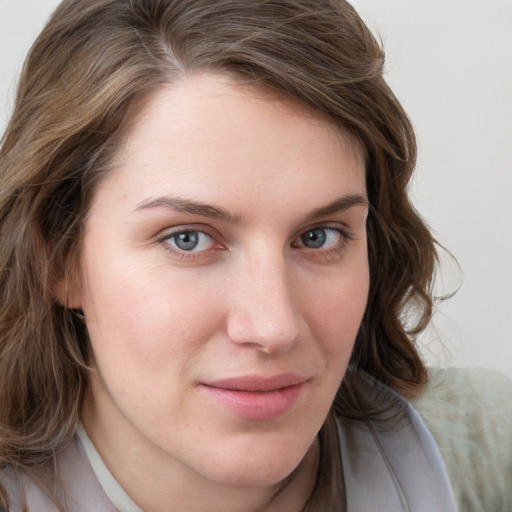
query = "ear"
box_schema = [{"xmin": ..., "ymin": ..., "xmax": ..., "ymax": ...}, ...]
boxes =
[
  {"xmin": 53, "ymin": 278, "xmax": 82, "ymax": 309},
  {"xmin": 52, "ymin": 264, "xmax": 83, "ymax": 310}
]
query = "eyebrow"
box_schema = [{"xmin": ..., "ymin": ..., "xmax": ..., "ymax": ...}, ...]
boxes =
[
  {"xmin": 134, "ymin": 193, "xmax": 367, "ymax": 224},
  {"xmin": 300, "ymin": 193, "xmax": 368, "ymax": 223},
  {"xmin": 134, "ymin": 196, "xmax": 242, "ymax": 224}
]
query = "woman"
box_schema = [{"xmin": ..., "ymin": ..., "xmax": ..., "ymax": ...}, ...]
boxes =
[{"xmin": 0, "ymin": 1, "xmax": 510, "ymax": 511}]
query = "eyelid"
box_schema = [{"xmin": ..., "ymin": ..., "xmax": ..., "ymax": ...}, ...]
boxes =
[
  {"xmin": 292, "ymin": 222, "xmax": 354, "ymax": 244},
  {"xmin": 157, "ymin": 224, "xmax": 226, "ymax": 257},
  {"xmin": 157, "ymin": 223, "xmax": 220, "ymax": 241},
  {"xmin": 290, "ymin": 224, "xmax": 355, "ymax": 262}
]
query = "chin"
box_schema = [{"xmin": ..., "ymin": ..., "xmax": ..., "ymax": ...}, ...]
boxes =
[
  {"xmin": 197, "ymin": 436, "xmax": 313, "ymax": 488},
  {"xmin": 207, "ymin": 461, "xmax": 298, "ymax": 488}
]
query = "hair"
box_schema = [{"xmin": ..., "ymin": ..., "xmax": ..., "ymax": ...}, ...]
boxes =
[{"xmin": 0, "ymin": 0, "xmax": 438, "ymax": 509}]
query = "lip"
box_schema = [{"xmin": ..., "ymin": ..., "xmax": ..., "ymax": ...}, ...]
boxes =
[{"xmin": 200, "ymin": 374, "xmax": 306, "ymax": 420}]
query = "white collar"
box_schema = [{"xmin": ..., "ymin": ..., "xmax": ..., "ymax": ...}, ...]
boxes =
[{"xmin": 77, "ymin": 424, "xmax": 143, "ymax": 512}]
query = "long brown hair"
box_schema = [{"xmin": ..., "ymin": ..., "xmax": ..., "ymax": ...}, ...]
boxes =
[{"xmin": 0, "ymin": 0, "xmax": 437, "ymax": 509}]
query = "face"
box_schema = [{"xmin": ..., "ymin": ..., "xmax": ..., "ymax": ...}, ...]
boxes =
[{"xmin": 74, "ymin": 74, "xmax": 369, "ymax": 493}]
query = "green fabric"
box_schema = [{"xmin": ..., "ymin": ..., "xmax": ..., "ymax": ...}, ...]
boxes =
[{"xmin": 413, "ymin": 367, "xmax": 512, "ymax": 512}]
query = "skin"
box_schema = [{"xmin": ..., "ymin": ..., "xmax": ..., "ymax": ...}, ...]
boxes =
[{"xmin": 70, "ymin": 73, "xmax": 369, "ymax": 512}]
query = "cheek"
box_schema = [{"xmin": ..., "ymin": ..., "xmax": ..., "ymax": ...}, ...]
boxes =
[
  {"xmin": 81, "ymin": 259, "xmax": 223, "ymax": 370},
  {"xmin": 302, "ymin": 263, "xmax": 369, "ymax": 358}
]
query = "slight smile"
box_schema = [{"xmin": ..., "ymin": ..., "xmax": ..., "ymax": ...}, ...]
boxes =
[{"xmin": 201, "ymin": 374, "xmax": 307, "ymax": 421}]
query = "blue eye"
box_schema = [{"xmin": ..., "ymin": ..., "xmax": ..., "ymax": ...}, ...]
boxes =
[
  {"xmin": 297, "ymin": 227, "xmax": 344, "ymax": 249},
  {"xmin": 166, "ymin": 230, "xmax": 214, "ymax": 252}
]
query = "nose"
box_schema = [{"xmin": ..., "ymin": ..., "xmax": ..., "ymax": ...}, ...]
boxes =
[{"xmin": 226, "ymin": 254, "xmax": 300, "ymax": 354}]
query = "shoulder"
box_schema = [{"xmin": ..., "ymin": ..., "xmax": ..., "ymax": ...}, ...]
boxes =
[
  {"xmin": 412, "ymin": 367, "xmax": 512, "ymax": 512},
  {"xmin": 0, "ymin": 466, "xmax": 59, "ymax": 512},
  {"xmin": 337, "ymin": 371, "xmax": 457, "ymax": 511},
  {"xmin": 0, "ymin": 434, "xmax": 115, "ymax": 512}
]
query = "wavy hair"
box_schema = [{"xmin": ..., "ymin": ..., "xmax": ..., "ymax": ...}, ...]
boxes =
[{"xmin": 0, "ymin": 0, "xmax": 437, "ymax": 509}]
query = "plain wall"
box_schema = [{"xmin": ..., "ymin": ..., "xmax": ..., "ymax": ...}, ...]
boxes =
[{"xmin": 1, "ymin": 0, "xmax": 511, "ymax": 375}]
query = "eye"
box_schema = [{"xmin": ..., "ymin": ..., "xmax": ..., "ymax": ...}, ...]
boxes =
[
  {"xmin": 295, "ymin": 227, "xmax": 345, "ymax": 250},
  {"xmin": 164, "ymin": 229, "xmax": 216, "ymax": 252}
]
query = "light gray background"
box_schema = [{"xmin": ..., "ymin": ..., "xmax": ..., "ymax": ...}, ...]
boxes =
[{"xmin": 1, "ymin": 0, "xmax": 511, "ymax": 375}]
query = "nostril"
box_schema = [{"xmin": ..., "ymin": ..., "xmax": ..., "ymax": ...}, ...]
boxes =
[{"xmin": 226, "ymin": 307, "xmax": 300, "ymax": 354}]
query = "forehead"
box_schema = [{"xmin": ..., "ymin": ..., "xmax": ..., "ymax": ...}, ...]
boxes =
[
  {"xmin": 94, "ymin": 73, "xmax": 366, "ymax": 219},
  {"xmin": 115, "ymin": 72, "xmax": 364, "ymax": 168}
]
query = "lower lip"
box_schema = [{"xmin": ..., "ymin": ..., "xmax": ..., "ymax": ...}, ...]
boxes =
[{"xmin": 201, "ymin": 383, "xmax": 304, "ymax": 420}]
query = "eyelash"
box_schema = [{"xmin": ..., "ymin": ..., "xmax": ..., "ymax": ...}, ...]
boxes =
[
  {"xmin": 292, "ymin": 225, "xmax": 354, "ymax": 255},
  {"xmin": 159, "ymin": 227, "xmax": 222, "ymax": 259},
  {"xmin": 158, "ymin": 224, "xmax": 354, "ymax": 261}
]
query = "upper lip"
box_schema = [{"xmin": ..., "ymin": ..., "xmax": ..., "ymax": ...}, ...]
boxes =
[{"xmin": 202, "ymin": 373, "xmax": 307, "ymax": 392}]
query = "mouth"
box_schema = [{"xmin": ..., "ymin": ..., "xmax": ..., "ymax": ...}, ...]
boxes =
[{"xmin": 200, "ymin": 374, "xmax": 307, "ymax": 421}]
